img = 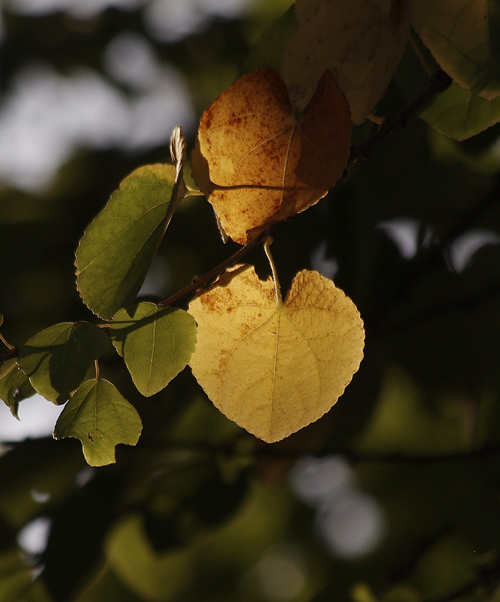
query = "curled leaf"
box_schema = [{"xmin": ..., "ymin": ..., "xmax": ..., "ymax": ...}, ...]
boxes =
[
  {"xmin": 281, "ymin": 0, "xmax": 411, "ymax": 124},
  {"xmin": 191, "ymin": 68, "xmax": 352, "ymax": 244},
  {"xmin": 188, "ymin": 265, "xmax": 365, "ymax": 443}
]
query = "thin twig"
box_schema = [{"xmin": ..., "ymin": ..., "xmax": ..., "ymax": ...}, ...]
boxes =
[
  {"xmin": 350, "ymin": 70, "xmax": 453, "ymax": 163},
  {"xmin": 158, "ymin": 226, "xmax": 273, "ymax": 306},
  {"xmin": 0, "ymin": 347, "xmax": 19, "ymax": 365}
]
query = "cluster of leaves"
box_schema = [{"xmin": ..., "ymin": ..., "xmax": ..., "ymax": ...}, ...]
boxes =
[
  {"xmin": 3, "ymin": 0, "xmax": 500, "ymax": 600},
  {"xmin": 4, "ymin": 0, "xmax": 500, "ymax": 465},
  {"xmin": 7, "ymin": 0, "xmax": 500, "ymax": 465}
]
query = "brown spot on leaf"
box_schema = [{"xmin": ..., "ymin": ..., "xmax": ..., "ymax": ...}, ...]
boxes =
[{"xmin": 190, "ymin": 68, "xmax": 351, "ymax": 244}]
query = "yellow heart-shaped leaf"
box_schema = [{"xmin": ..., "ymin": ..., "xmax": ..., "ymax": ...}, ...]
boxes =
[{"xmin": 188, "ymin": 265, "xmax": 364, "ymax": 443}]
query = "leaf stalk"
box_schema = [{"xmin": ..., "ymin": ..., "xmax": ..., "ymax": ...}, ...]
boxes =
[{"xmin": 264, "ymin": 236, "xmax": 282, "ymax": 305}]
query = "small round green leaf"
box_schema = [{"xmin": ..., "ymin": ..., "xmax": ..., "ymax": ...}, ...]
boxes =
[
  {"xmin": 18, "ymin": 322, "xmax": 109, "ymax": 404},
  {"xmin": 111, "ymin": 302, "xmax": 197, "ymax": 397},
  {"xmin": 54, "ymin": 378, "xmax": 142, "ymax": 467},
  {"xmin": 76, "ymin": 164, "xmax": 184, "ymax": 319},
  {"xmin": 420, "ymin": 81, "xmax": 500, "ymax": 140}
]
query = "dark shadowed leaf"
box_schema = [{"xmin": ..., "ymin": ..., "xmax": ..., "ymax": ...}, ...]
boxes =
[
  {"xmin": 18, "ymin": 322, "xmax": 109, "ymax": 405},
  {"xmin": 412, "ymin": 0, "xmax": 500, "ymax": 99}
]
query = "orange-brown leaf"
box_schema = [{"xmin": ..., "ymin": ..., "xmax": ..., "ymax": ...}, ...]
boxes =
[{"xmin": 191, "ymin": 68, "xmax": 352, "ymax": 244}]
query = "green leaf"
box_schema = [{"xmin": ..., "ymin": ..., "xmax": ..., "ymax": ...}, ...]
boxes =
[
  {"xmin": 111, "ymin": 302, "xmax": 197, "ymax": 397},
  {"xmin": 412, "ymin": 0, "xmax": 500, "ymax": 99},
  {"xmin": 242, "ymin": 5, "xmax": 297, "ymax": 73},
  {"xmin": 0, "ymin": 359, "xmax": 35, "ymax": 418},
  {"xmin": 18, "ymin": 322, "xmax": 109, "ymax": 404},
  {"xmin": 420, "ymin": 81, "xmax": 500, "ymax": 140},
  {"xmin": 54, "ymin": 378, "xmax": 142, "ymax": 466},
  {"xmin": 75, "ymin": 163, "xmax": 185, "ymax": 319}
]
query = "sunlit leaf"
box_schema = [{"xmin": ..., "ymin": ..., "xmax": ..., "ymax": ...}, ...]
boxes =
[
  {"xmin": 76, "ymin": 163, "xmax": 186, "ymax": 319},
  {"xmin": 18, "ymin": 322, "xmax": 109, "ymax": 404},
  {"xmin": 281, "ymin": 0, "xmax": 411, "ymax": 124},
  {"xmin": 191, "ymin": 68, "xmax": 352, "ymax": 244},
  {"xmin": 420, "ymin": 81, "xmax": 500, "ymax": 140},
  {"xmin": 412, "ymin": 0, "xmax": 500, "ymax": 99},
  {"xmin": 111, "ymin": 302, "xmax": 197, "ymax": 397},
  {"xmin": 54, "ymin": 378, "xmax": 142, "ymax": 467},
  {"xmin": 0, "ymin": 359, "xmax": 35, "ymax": 418},
  {"xmin": 188, "ymin": 265, "xmax": 365, "ymax": 443}
]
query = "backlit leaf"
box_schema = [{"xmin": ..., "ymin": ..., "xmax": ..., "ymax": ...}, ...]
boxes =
[
  {"xmin": 0, "ymin": 359, "xmax": 35, "ymax": 418},
  {"xmin": 76, "ymin": 163, "xmax": 186, "ymax": 319},
  {"xmin": 412, "ymin": 0, "xmax": 500, "ymax": 99},
  {"xmin": 281, "ymin": 0, "xmax": 411, "ymax": 124},
  {"xmin": 420, "ymin": 81, "xmax": 500, "ymax": 141},
  {"xmin": 191, "ymin": 68, "xmax": 351, "ymax": 244},
  {"xmin": 18, "ymin": 322, "xmax": 109, "ymax": 404},
  {"xmin": 188, "ymin": 265, "xmax": 365, "ymax": 443},
  {"xmin": 54, "ymin": 378, "xmax": 142, "ymax": 466},
  {"xmin": 111, "ymin": 302, "xmax": 197, "ymax": 397}
]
